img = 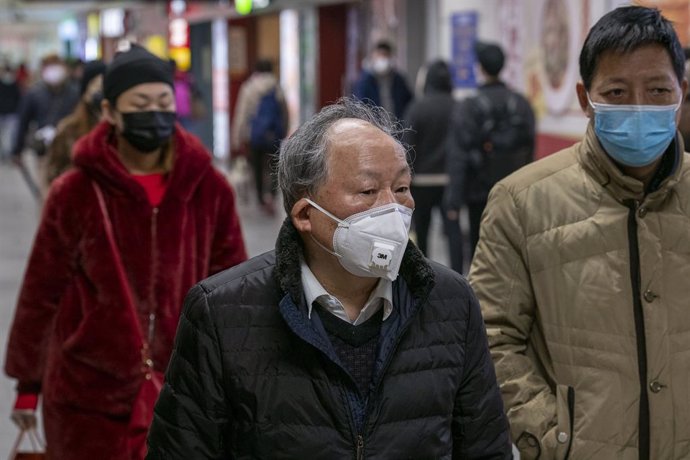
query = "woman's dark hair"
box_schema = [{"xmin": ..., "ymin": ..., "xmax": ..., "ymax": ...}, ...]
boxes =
[{"xmin": 579, "ymin": 6, "xmax": 684, "ymax": 90}]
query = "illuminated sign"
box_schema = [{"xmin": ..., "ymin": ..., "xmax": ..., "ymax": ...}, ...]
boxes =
[{"xmin": 235, "ymin": 0, "xmax": 271, "ymax": 15}]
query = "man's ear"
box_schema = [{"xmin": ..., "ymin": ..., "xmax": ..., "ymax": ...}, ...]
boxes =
[
  {"xmin": 291, "ymin": 198, "xmax": 312, "ymax": 233},
  {"xmin": 101, "ymin": 98, "xmax": 116, "ymax": 124},
  {"xmin": 576, "ymin": 81, "xmax": 592, "ymax": 118}
]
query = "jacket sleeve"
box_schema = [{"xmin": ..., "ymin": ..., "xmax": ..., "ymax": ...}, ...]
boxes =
[
  {"xmin": 522, "ymin": 98, "xmax": 537, "ymax": 165},
  {"xmin": 147, "ymin": 285, "xmax": 230, "ymax": 459},
  {"xmin": 12, "ymin": 90, "xmax": 36, "ymax": 156},
  {"xmin": 452, "ymin": 283, "xmax": 512, "ymax": 459},
  {"xmin": 4, "ymin": 182, "xmax": 77, "ymax": 393},
  {"xmin": 208, "ymin": 172, "xmax": 247, "ymax": 275},
  {"xmin": 468, "ymin": 183, "xmax": 557, "ymax": 459},
  {"xmin": 445, "ymin": 99, "xmax": 479, "ymax": 211}
]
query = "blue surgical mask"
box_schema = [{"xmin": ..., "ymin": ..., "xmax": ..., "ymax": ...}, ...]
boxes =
[{"xmin": 588, "ymin": 94, "xmax": 680, "ymax": 167}]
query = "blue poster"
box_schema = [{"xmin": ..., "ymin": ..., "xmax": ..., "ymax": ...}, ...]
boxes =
[{"xmin": 451, "ymin": 11, "xmax": 478, "ymax": 88}]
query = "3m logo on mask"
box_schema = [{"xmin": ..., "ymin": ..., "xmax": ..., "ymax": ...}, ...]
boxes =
[{"xmin": 371, "ymin": 242, "xmax": 394, "ymax": 270}]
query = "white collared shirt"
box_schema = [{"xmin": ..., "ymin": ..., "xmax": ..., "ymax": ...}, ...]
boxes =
[{"xmin": 300, "ymin": 260, "xmax": 393, "ymax": 326}]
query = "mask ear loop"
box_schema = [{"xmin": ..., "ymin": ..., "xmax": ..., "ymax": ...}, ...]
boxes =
[
  {"xmin": 304, "ymin": 198, "xmax": 345, "ymax": 258},
  {"xmin": 304, "ymin": 198, "xmax": 349, "ymax": 227}
]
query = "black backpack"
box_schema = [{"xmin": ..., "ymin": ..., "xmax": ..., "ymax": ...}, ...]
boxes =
[{"xmin": 469, "ymin": 92, "xmax": 533, "ymax": 189}]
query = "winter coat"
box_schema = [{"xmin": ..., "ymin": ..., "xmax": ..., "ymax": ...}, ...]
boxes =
[
  {"xmin": 445, "ymin": 81, "xmax": 535, "ymax": 208},
  {"xmin": 353, "ymin": 70, "xmax": 413, "ymax": 120},
  {"xmin": 4, "ymin": 121, "xmax": 248, "ymax": 460},
  {"xmin": 403, "ymin": 61, "xmax": 455, "ymax": 187},
  {"xmin": 231, "ymin": 72, "xmax": 288, "ymax": 151},
  {"xmin": 470, "ymin": 124, "xmax": 690, "ymax": 459},
  {"xmin": 147, "ymin": 219, "xmax": 511, "ymax": 459}
]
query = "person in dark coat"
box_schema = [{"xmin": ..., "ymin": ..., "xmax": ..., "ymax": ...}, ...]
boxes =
[
  {"xmin": 146, "ymin": 97, "xmax": 511, "ymax": 459},
  {"xmin": 353, "ymin": 40, "xmax": 413, "ymax": 120},
  {"xmin": 445, "ymin": 42, "xmax": 535, "ymax": 259},
  {"xmin": 403, "ymin": 60, "xmax": 464, "ymax": 273},
  {"xmin": 4, "ymin": 44, "xmax": 248, "ymax": 460},
  {"xmin": 11, "ymin": 54, "xmax": 80, "ymax": 160}
]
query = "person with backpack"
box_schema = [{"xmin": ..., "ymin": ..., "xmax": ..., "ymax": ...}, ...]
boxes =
[
  {"xmin": 445, "ymin": 41, "xmax": 535, "ymax": 258},
  {"xmin": 232, "ymin": 59, "xmax": 288, "ymax": 215}
]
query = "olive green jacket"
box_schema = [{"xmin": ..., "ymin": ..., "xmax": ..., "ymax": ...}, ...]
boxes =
[{"xmin": 470, "ymin": 124, "xmax": 690, "ymax": 459}]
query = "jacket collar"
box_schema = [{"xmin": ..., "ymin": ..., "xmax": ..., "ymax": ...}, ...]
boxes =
[
  {"xmin": 72, "ymin": 121, "xmax": 212, "ymax": 204},
  {"xmin": 273, "ymin": 218, "xmax": 435, "ymax": 309},
  {"xmin": 579, "ymin": 122, "xmax": 684, "ymax": 208}
]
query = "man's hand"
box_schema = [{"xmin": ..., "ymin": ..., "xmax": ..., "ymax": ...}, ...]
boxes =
[
  {"xmin": 11, "ymin": 409, "xmax": 37, "ymax": 430},
  {"xmin": 446, "ymin": 209, "xmax": 459, "ymax": 221},
  {"xmin": 11, "ymin": 155, "xmax": 23, "ymax": 168}
]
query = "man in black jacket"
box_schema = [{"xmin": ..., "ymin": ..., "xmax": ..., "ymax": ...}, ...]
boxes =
[
  {"xmin": 147, "ymin": 97, "xmax": 511, "ymax": 459},
  {"xmin": 445, "ymin": 42, "xmax": 535, "ymax": 259}
]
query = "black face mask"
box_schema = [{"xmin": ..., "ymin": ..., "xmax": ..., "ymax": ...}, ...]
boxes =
[{"xmin": 119, "ymin": 111, "xmax": 176, "ymax": 153}]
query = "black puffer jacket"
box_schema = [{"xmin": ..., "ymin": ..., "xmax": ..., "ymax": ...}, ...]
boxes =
[{"xmin": 147, "ymin": 220, "xmax": 511, "ymax": 459}]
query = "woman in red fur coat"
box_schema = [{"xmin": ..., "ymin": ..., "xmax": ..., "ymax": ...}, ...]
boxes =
[{"xmin": 4, "ymin": 44, "xmax": 248, "ymax": 459}]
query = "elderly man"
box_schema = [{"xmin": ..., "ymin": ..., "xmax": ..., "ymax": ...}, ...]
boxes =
[
  {"xmin": 146, "ymin": 98, "xmax": 511, "ymax": 458},
  {"xmin": 471, "ymin": 6, "xmax": 690, "ymax": 459}
]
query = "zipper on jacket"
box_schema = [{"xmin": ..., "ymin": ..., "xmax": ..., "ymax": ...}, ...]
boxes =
[
  {"xmin": 147, "ymin": 207, "xmax": 160, "ymax": 363},
  {"xmin": 360, "ymin": 296, "xmax": 431, "ymax": 439},
  {"xmin": 356, "ymin": 434, "xmax": 364, "ymax": 460},
  {"xmin": 564, "ymin": 386, "xmax": 575, "ymax": 460},
  {"xmin": 626, "ymin": 200, "xmax": 650, "ymax": 460}
]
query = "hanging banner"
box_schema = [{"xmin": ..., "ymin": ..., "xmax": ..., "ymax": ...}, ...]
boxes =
[{"xmin": 450, "ymin": 11, "xmax": 478, "ymax": 88}]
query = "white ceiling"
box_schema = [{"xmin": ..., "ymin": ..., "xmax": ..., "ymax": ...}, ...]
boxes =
[{"xmin": 0, "ymin": 1, "xmax": 138, "ymax": 24}]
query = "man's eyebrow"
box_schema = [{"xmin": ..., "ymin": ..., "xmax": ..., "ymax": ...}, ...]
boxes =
[{"xmin": 599, "ymin": 75, "xmax": 676, "ymax": 85}]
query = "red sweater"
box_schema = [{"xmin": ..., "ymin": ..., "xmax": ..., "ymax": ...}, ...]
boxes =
[{"xmin": 5, "ymin": 122, "xmax": 247, "ymax": 456}]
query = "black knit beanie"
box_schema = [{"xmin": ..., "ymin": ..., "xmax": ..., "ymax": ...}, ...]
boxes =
[
  {"xmin": 80, "ymin": 60, "xmax": 106, "ymax": 96},
  {"xmin": 103, "ymin": 44, "xmax": 174, "ymax": 105}
]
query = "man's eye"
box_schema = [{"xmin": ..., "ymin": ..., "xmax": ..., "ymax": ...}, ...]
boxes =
[
  {"xmin": 361, "ymin": 189, "xmax": 375, "ymax": 195},
  {"xmin": 396, "ymin": 186, "xmax": 409, "ymax": 193},
  {"xmin": 604, "ymin": 89, "xmax": 624, "ymax": 97}
]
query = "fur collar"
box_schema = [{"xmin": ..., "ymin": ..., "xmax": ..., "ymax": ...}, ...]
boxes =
[
  {"xmin": 72, "ymin": 121, "xmax": 212, "ymax": 203},
  {"xmin": 273, "ymin": 218, "xmax": 435, "ymax": 305}
]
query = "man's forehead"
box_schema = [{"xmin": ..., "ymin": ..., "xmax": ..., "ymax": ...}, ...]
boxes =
[{"xmin": 324, "ymin": 119, "xmax": 407, "ymax": 169}]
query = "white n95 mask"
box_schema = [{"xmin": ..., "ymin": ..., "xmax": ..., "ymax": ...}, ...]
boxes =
[{"xmin": 306, "ymin": 199, "xmax": 413, "ymax": 281}]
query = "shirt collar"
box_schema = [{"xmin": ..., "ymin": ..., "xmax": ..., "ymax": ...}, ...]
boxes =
[{"xmin": 300, "ymin": 259, "xmax": 393, "ymax": 325}]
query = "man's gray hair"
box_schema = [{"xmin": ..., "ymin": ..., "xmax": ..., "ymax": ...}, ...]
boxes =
[{"xmin": 277, "ymin": 97, "xmax": 407, "ymax": 215}]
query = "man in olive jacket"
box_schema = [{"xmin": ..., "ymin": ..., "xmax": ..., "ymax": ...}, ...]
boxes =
[
  {"xmin": 471, "ymin": 6, "xmax": 690, "ymax": 460},
  {"xmin": 147, "ymin": 97, "xmax": 511, "ymax": 458}
]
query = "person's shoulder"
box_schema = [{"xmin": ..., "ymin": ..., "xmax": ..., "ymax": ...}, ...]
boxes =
[
  {"xmin": 676, "ymin": 152, "xmax": 690, "ymax": 197},
  {"xmin": 497, "ymin": 145, "xmax": 582, "ymax": 195},
  {"xmin": 196, "ymin": 251, "xmax": 277, "ymax": 300},
  {"xmin": 425, "ymin": 259, "xmax": 473, "ymax": 301}
]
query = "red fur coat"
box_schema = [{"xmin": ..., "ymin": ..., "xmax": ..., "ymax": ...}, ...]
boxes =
[{"xmin": 4, "ymin": 121, "xmax": 247, "ymax": 459}]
